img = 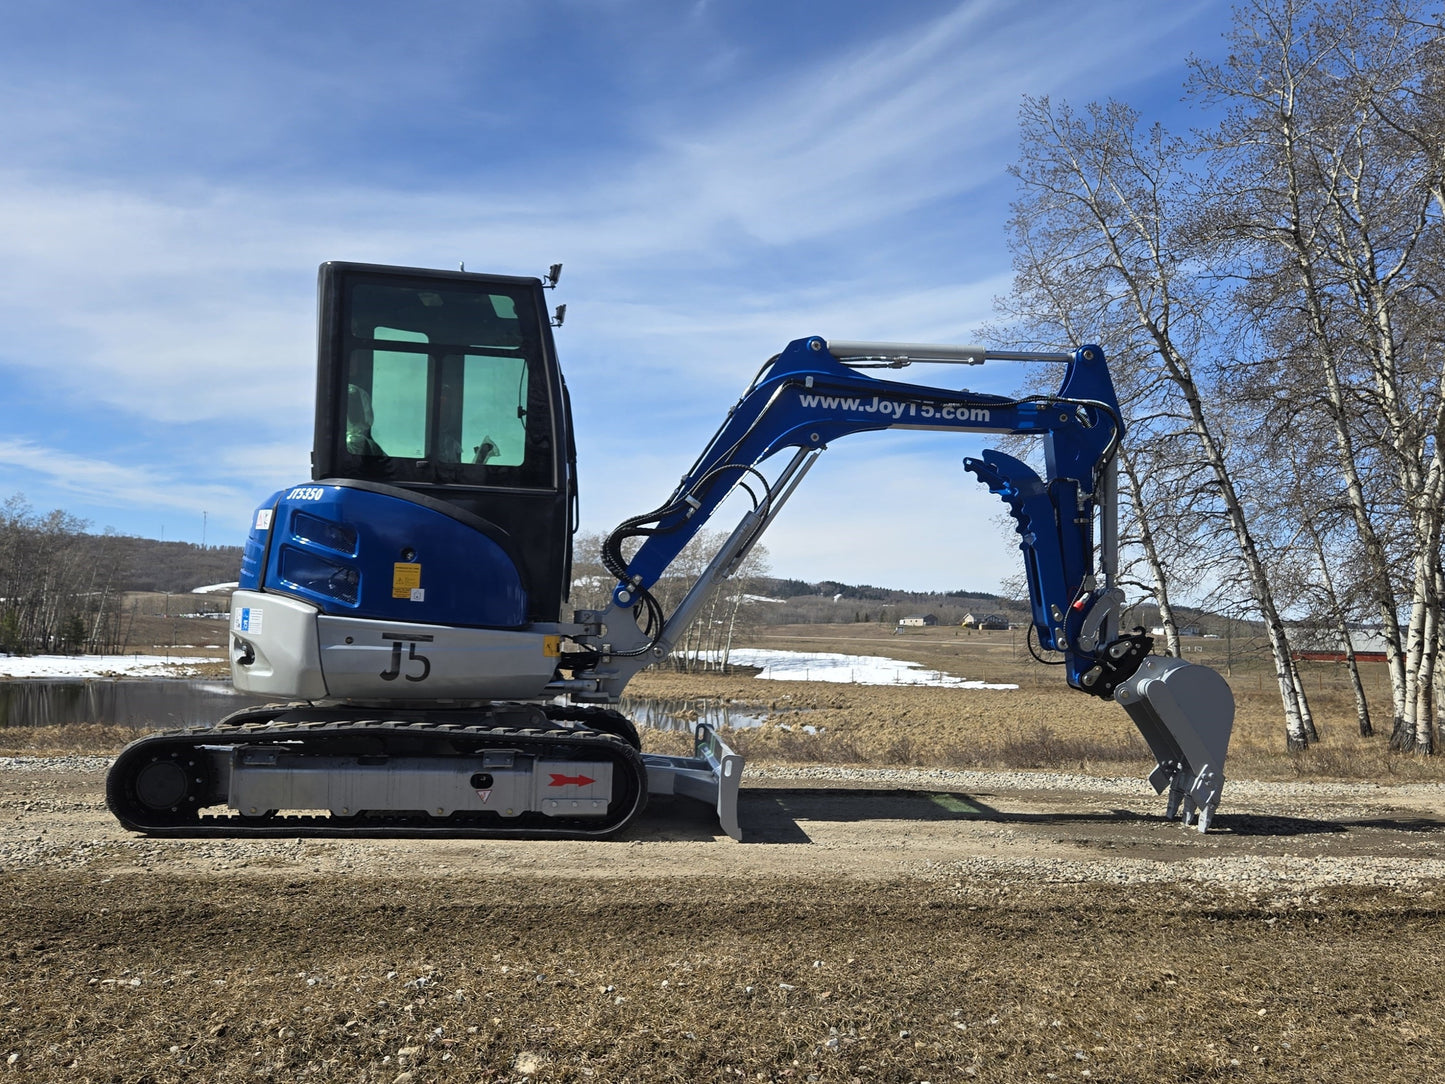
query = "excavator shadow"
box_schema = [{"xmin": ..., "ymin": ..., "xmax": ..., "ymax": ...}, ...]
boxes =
[
  {"xmin": 735, "ymin": 788, "xmax": 991, "ymax": 844},
  {"xmin": 1212, "ymin": 812, "xmax": 1445, "ymax": 837},
  {"xmin": 633, "ymin": 788, "xmax": 1161, "ymax": 844},
  {"xmin": 732, "ymin": 787, "xmax": 1152, "ymax": 844},
  {"xmin": 622, "ymin": 787, "xmax": 991, "ymax": 843},
  {"xmin": 735, "ymin": 787, "xmax": 1167, "ymax": 844},
  {"xmin": 630, "ymin": 789, "xmax": 1445, "ymax": 843}
]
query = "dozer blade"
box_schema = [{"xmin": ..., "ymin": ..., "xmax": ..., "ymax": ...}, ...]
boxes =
[
  {"xmin": 641, "ymin": 722, "xmax": 745, "ymax": 840},
  {"xmin": 1113, "ymin": 657, "xmax": 1234, "ymax": 833}
]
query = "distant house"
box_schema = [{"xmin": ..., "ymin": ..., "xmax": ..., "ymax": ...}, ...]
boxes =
[
  {"xmin": 1150, "ymin": 624, "xmax": 1202, "ymax": 638},
  {"xmin": 1288, "ymin": 624, "xmax": 1391, "ymax": 662},
  {"xmin": 961, "ymin": 613, "xmax": 1008, "ymax": 630},
  {"xmin": 897, "ymin": 614, "xmax": 938, "ymax": 627}
]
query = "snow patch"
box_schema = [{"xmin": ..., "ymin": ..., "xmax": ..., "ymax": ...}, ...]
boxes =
[
  {"xmin": 0, "ymin": 654, "xmax": 215, "ymax": 678},
  {"xmin": 699, "ymin": 648, "xmax": 1017, "ymax": 689},
  {"xmin": 191, "ymin": 582, "xmax": 239, "ymax": 594}
]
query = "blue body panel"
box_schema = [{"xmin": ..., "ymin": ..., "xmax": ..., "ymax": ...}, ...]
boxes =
[
  {"xmin": 244, "ymin": 483, "xmax": 527, "ymax": 629},
  {"xmin": 238, "ymin": 489, "xmax": 284, "ymax": 591}
]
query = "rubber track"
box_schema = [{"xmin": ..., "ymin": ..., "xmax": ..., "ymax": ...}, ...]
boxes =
[{"xmin": 106, "ymin": 714, "xmax": 649, "ymax": 840}]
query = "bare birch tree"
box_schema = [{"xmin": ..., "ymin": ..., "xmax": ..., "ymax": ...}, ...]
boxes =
[
  {"xmin": 1191, "ymin": 0, "xmax": 1445, "ymax": 751},
  {"xmin": 1001, "ymin": 96, "xmax": 1317, "ymax": 747},
  {"xmin": 0, "ymin": 496, "xmax": 128, "ymax": 655}
]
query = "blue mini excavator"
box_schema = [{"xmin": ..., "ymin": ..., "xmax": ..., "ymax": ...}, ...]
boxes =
[{"xmin": 106, "ymin": 262, "xmax": 1235, "ymax": 839}]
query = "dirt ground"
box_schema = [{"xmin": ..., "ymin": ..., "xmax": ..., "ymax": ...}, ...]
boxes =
[
  {"xmin": 4, "ymin": 625, "xmax": 1445, "ymax": 1082},
  {"xmin": 4, "ymin": 754, "xmax": 1445, "ymax": 1083}
]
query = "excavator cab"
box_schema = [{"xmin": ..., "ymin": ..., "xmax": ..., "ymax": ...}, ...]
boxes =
[
  {"xmin": 225, "ymin": 264, "xmax": 581, "ymax": 703},
  {"xmin": 312, "ymin": 262, "xmax": 576, "ymax": 622}
]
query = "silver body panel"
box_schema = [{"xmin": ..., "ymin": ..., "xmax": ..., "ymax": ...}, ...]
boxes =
[
  {"xmin": 229, "ymin": 589, "xmax": 558, "ymax": 701},
  {"xmin": 229, "ymin": 591, "xmax": 328, "ymax": 699},
  {"xmin": 315, "ymin": 614, "xmax": 558, "ymax": 700}
]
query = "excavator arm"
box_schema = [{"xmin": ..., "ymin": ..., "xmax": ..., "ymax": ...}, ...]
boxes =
[{"xmin": 575, "ymin": 336, "xmax": 1234, "ymax": 831}]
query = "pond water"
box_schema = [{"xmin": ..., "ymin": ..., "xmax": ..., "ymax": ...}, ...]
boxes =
[
  {"xmin": 0, "ymin": 679, "xmax": 271, "ymax": 729},
  {"xmin": 618, "ymin": 695, "xmax": 771, "ymax": 733}
]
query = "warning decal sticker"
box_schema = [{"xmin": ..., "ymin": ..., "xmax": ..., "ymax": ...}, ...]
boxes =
[{"xmin": 392, "ymin": 562, "xmax": 422, "ymax": 600}]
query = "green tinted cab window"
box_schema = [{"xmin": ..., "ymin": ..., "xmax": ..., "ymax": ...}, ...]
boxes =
[
  {"xmin": 340, "ymin": 283, "xmax": 553, "ymax": 487},
  {"xmin": 457, "ymin": 352, "xmax": 528, "ymax": 467},
  {"xmin": 367, "ymin": 327, "xmax": 428, "ymax": 458}
]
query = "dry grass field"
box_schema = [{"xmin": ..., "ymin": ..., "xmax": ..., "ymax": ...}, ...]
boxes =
[{"xmin": 630, "ymin": 624, "xmax": 1445, "ymax": 785}]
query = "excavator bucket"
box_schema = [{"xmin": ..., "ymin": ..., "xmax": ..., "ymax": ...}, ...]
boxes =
[{"xmin": 1113, "ymin": 657, "xmax": 1234, "ymax": 833}]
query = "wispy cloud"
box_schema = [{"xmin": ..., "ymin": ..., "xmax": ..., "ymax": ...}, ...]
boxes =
[
  {"xmin": 0, "ymin": 0, "xmax": 1230, "ymax": 584},
  {"xmin": 0, "ymin": 439, "xmax": 258, "ymax": 533}
]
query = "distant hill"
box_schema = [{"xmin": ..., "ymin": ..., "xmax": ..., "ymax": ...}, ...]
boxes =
[
  {"xmin": 90, "ymin": 535, "xmax": 244, "ymax": 594},
  {"xmin": 124, "ymin": 539, "xmax": 244, "ymax": 593},
  {"xmin": 747, "ymin": 576, "xmax": 1028, "ymax": 626},
  {"xmin": 742, "ymin": 578, "xmax": 1253, "ymax": 633},
  {"xmin": 0, "ymin": 509, "xmax": 246, "ymax": 654}
]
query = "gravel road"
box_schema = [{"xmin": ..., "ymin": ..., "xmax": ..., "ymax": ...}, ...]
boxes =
[{"xmin": 5, "ymin": 755, "xmax": 1444, "ymax": 896}]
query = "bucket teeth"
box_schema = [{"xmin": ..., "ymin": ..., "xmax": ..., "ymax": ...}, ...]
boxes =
[
  {"xmin": 1194, "ymin": 801, "xmax": 1216, "ymax": 835},
  {"xmin": 1115, "ymin": 657, "xmax": 1234, "ymax": 834},
  {"xmin": 1164, "ymin": 775, "xmax": 1186, "ymax": 821},
  {"xmin": 963, "ymin": 450, "xmax": 1075, "ymax": 653},
  {"xmin": 964, "ymin": 450, "xmax": 1050, "ymax": 546}
]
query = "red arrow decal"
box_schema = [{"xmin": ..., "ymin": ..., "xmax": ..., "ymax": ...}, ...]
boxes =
[{"xmin": 549, "ymin": 773, "xmax": 596, "ymax": 788}]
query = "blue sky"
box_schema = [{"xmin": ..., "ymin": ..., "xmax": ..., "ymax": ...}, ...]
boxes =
[{"xmin": 0, "ymin": 0, "xmax": 1231, "ymax": 592}]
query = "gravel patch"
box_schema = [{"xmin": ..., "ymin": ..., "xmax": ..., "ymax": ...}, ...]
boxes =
[
  {"xmin": 5, "ymin": 754, "xmax": 1445, "ymax": 891},
  {"xmin": 914, "ymin": 854, "xmax": 1445, "ymax": 894},
  {"xmin": 0, "ymin": 755, "xmax": 111, "ymax": 773}
]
